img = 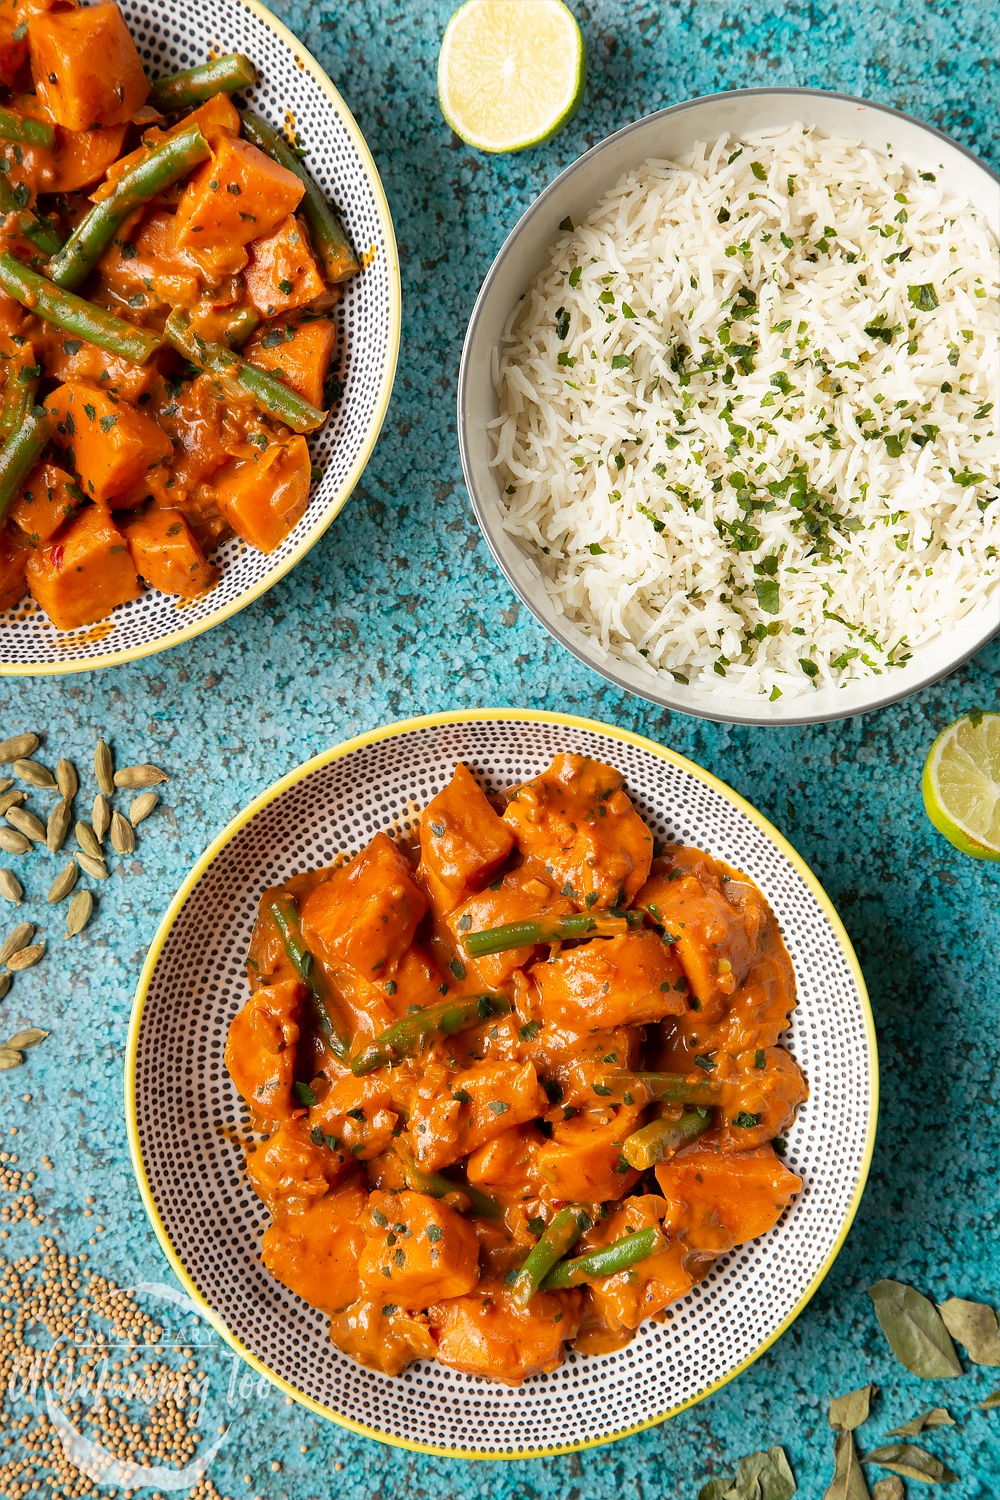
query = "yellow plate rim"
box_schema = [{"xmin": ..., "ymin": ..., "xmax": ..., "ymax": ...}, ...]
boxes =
[
  {"xmin": 0, "ymin": 0, "xmax": 401, "ymax": 679},
  {"xmin": 125, "ymin": 706, "xmax": 879, "ymax": 1460}
]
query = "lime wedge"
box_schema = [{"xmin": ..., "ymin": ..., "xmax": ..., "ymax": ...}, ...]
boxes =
[
  {"xmin": 922, "ymin": 712, "xmax": 1000, "ymax": 860},
  {"xmin": 438, "ymin": 0, "xmax": 586, "ymax": 153}
]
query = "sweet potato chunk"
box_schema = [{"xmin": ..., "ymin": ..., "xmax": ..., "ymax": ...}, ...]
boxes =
[
  {"xmin": 244, "ymin": 215, "xmax": 325, "ymax": 318},
  {"xmin": 261, "ymin": 1177, "xmax": 366, "ymax": 1312},
  {"xmin": 46, "ymin": 382, "xmax": 172, "ymax": 504},
  {"xmin": 418, "ymin": 762, "xmax": 515, "ymax": 916},
  {"xmin": 309, "ymin": 1073, "xmax": 399, "ymax": 1163},
  {"xmin": 124, "ymin": 507, "xmax": 218, "ymax": 600},
  {"xmin": 175, "ymin": 135, "xmax": 303, "ymax": 275},
  {"xmin": 212, "ymin": 435, "xmax": 311, "ymax": 554},
  {"xmin": 224, "ymin": 977, "xmax": 303, "ymax": 1122},
  {"xmin": 578, "ymin": 1195, "xmax": 696, "ymax": 1331},
  {"xmin": 654, "ymin": 1142, "xmax": 802, "ymax": 1255},
  {"xmin": 11, "ymin": 462, "xmax": 82, "ymax": 544},
  {"xmin": 245, "ymin": 318, "xmax": 336, "ymax": 410},
  {"xmin": 0, "ymin": 528, "xmax": 28, "ymax": 611},
  {"xmin": 534, "ymin": 1103, "xmax": 644, "ymax": 1203},
  {"xmin": 406, "ymin": 1061, "xmax": 548, "ymax": 1173},
  {"xmin": 636, "ymin": 855, "xmax": 762, "ymax": 1017},
  {"xmin": 30, "ymin": 2, "xmax": 148, "ymax": 131},
  {"xmin": 246, "ymin": 1116, "xmax": 350, "ymax": 1214},
  {"xmin": 529, "ymin": 929, "xmax": 687, "ymax": 1030},
  {"xmin": 0, "ymin": 14, "xmax": 29, "ymax": 86},
  {"xmin": 429, "ymin": 1280, "xmax": 582, "ymax": 1385},
  {"xmin": 451, "ymin": 866, "xmax": 574, "ymax": 989},
  {"xmin": 330, "ymin": 1299, "xmax": 436, "ymax": 1376},
  {"xmin": 99, "ymin": 209, "xmax": 202, "ymax": 310},
  {"xmin": 715, "ymin": 1046, "xmax": 808, "ymax": 1152},
  {"xmin": 504, "ymin": 752, "xmax": 654, "ymax": 909},
  {"xmin": 301, "ymin": 831, "xmax": 427, "ymax": 980},
  {"xmin": 26, "ymin": 504, "xmax": 139, "ymax": 629},
  {"xmin": 358, "ymin": 1190, "xmax": 480, "ymax": 1308}
]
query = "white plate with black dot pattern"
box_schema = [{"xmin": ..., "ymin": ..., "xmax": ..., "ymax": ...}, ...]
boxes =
[
  {"xmin": 127, "ymin": 709, "xmax": 877, "ymax": 1457},
  {"xmin": 1, "ymin": 0, "xmax": 399, "ymax": 677}
]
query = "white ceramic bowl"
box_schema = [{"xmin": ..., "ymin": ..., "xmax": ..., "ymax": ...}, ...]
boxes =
[
  {"xmin": 0, "ymin": 0, "xmax": 399, "ymax": 676},
  {"xmin": 459, "ymin": 90, "xmax": 1000, "ymax": 726},
  {"xmin": 127, "ymin": 709, "xmax": 876, "ymax": 1456}
]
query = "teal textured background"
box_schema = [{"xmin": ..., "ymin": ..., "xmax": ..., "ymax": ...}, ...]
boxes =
[{"xmin": 1, "ymin": 0, "xmax": 999, "ymax": 1494}]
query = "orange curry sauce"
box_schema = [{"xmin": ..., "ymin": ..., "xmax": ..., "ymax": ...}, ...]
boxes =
[{"xmin": 226, "ymin": 753, "xmax": 806, "ymax": 1384}]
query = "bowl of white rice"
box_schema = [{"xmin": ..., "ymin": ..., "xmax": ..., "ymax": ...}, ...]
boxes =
[{"xmin": 458, "ymin": 90, "xmax": 1000, "ymax": 724}]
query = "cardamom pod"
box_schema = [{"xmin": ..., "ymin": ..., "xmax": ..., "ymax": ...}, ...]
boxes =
[
  {"xmin": 46, "ymin": 798, "xmax": 72, "ymax": 853},
  {"xmin": 47, "ymin": 862, "xmax": 78, "ymax": 904},
  {"xmin": 56, "ymin": 758, "xmax": 79, "ymax": 800},
  {"xmin": 92, "ymin": 793, "xmax": 111, "ymax": 842},
  {"xmin": 66, "ymin": 889, "xmax": 93, "ymax": 935},
  {"xmin": 0, "ymin": 1047, "xmax": 23, "ymax": 1070},
  {"xmin": 0, "ymin": 922, "xmax": 34, "ymax": 965},
  {"xmin": 94, "ymin": 739, "xmax": 115, "ymax": 798},
  {"xmin": 75, "ymin": 821, "xmax": 102, "ymax": 860},
  {"xmin": 129, "ymin": 791, "xmax": 159, "ymax": 826},
  {"xmin": 110, "ymin": 810, "xmax": 135, "ymax": 856},
  {"xmin": 0, "ymin": 789, "xmax": 25, "ymax": 816},
  {"xmin": 0, "ymin": 733, "xmax": 39, "ymax": 764},
  {"xmin": 8, "ymin": 943, "xmax": 45, "ymax": 971},
  {"xmin": 0, "ymin": 869, "xmax": 22, "ymax": 905},
  {"xmin": 7, "ymin": 807, "xmax": 46, "ymax": 842},
  {"xmin": 0, "ymin": 778, "xmax": 11, "ymax": 793},
  {"xmin": 12, "ymin": 757, "xmax": 56, "ymax": 789},
  {"xmin": 0, "ymin": 973, "xmax": 10, "ymax": 1001},
  {"xmin": 75, "ymin": 853, "xmax": 108, "ymax": 882},
  {"xmin": 7, "ymin": 1027, "xmax": 48, "ymax": 1049},
  {"xmin": 0, "ymin": 828, "xmax": 30, "ymax": 855},
  {"xmin": 114, "ymin": 764, "xmax": 169, "ymax": 789}
]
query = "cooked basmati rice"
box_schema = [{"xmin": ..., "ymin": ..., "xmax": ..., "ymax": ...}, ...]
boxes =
[{"xmin": 491, "ymin": 126, "xmax": 1000, "ymax": 699}]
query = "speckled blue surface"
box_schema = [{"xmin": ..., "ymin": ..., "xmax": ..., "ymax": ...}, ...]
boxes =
[{"xmin": 1, "ymin": 1, "xmax": 999, "ymax": 1494}]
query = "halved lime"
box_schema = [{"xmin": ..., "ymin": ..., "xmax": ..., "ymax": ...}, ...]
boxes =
[
  {"xmin": 438, "ymin": 0, "xmax": 586, "ymax": 153},
  {"xmin": 922, "ymin": 711, "xmax": 1000, "ymax": 859}
]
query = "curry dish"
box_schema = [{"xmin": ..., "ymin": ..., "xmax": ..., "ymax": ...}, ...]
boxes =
[
  {"xmin": 0, "ymin": 0, "xmax": 358, "ymax": 631},
  {"xmin": 226, "ymin": 752, "xmax": 807, "ymax": 1384}
]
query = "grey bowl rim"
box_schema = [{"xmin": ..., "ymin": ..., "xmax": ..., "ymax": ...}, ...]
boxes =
[{"xmin": 457, "ymin": 85, "xmax": 1000, "ymax": 728}]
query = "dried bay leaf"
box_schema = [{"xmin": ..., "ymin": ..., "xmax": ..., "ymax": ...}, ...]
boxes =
[
  {"xmin": 938, "ymin": 1297, "xmax": 1000, "ymax": 1366},
  {"xmin": 862, "ymin": 1443, "xmax": 958, "ymax": 1483},
  {"xmin": 871, "ymin": 1482, "xmax": 904, "ymax": 1500},
  {"xmin": 697, "ymin": 1447, "xmax": 795, "ymax": 1500},
  {"xmin": 867, "ymin": 1281, "xmax": 962, "ymax": 1378},
  {"xmin": 886, "ymin": 1407, "xmax": 954, "ymax": 1438},
  {"xmin": 824, "ymin": 1429, "xmax": 871, "ymax": 1500},
  {"xmin": 830, "ymin": 1386, "xmax": 875, "ymax": 1431}
]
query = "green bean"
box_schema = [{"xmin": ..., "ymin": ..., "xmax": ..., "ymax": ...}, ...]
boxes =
[
  {"xmin": 0, "ymin": 253, "xmax": 159, "ymax": 365},
  {"xmin": 588, "ymin": 1071, "xmax": 721, "ymax": 1108},
  {"xmin": 464, "ymin": 909, "xmax": 643, "ymax": 957},
  {"xmin": 47, "ymin": 125, "xmax": 210, "ymax": 291},
  {"xmin": 0, "ymin": 347, "xmax": 40, "ymax": 441},
  {"xmin": 510, "ymin": 1206, "xmax": 591, "ymax": 1307},
  {"xmin": 267, "ymin": 894, "xmax": 350, "ymax": 1062},
  {"xmin": 396, "ymin": 1145, "xmax": 502, "ymax": 1220},
  {"xmin": 0, "ymin": 409, "xmax": 54, "ymax": 523},
  {"xmin": 0, "ymin": 108, "xmax": 54, "ymax": 148},
  {"xmin": 224, "ymin": 307, "xmax": 260, "ymax": 348},
  {"xmin": 621, "ymin": 1108, "xmax": 713, "ymax": 1172},
  {"xmin": 241, "ymin": 111, "xmax": 359, "ymax": 283},
  {"xmin": 540, "ymin": 1226, "xmax": 663, "ymax": 1289},
  {"xmin": 163, "ymin": 310, "xmax": 326, "ymax": 433},
  {"xmin": 351, "ymin": 993, "xmax": 510, "ymax": 1076},
  {"xmin": 150, "ymin": 53, "xmax": 258, "ymax": 111}
]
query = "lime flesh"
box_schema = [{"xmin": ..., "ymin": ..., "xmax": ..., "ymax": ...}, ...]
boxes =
[
  {"xmin": 438, "ymin": 0, "xmax": 586, "ymax": 153},
  {"xmin": 922, "ymin": 712, "xmax": 1000, "ymax": 859}
]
